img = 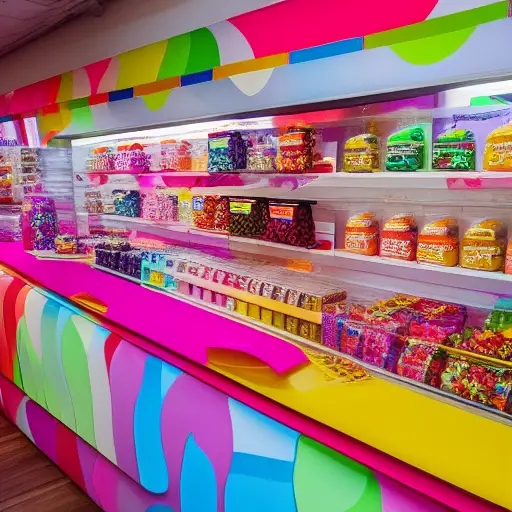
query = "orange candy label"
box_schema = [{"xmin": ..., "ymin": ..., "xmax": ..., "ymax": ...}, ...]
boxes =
[{"xmin": 269, "ymin": 205, "xmax": 295, "ymax": 221}]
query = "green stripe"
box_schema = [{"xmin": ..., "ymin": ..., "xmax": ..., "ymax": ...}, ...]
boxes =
[
  {"xmin": 365, "ymin": 1, "xmax": 508, "ymax": 49},
  {"xmin": 68, "ymin": 97, "xmax": 89, "ymax": 110}
]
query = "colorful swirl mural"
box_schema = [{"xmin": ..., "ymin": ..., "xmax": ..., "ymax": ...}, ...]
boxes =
[
  {"xmin": 0, "ymin": 0, "xmax": 508, "ymax": 124},
  {"xmin": 0, "ymin": 272, "xmax": 450, "ymax": 511}
]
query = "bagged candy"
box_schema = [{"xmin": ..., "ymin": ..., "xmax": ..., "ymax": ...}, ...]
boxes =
[
  {"xmin": 263, "ymin": 201, "xmax": 316, "ymax": 247},
  {"xmin": 386, "ymin": 126, "xmax": 425, "ymax": 171},
  {"xmin": 192, "ymin": 195, "xmax": 230, "ymax": 231},
  {"xmin": 484, "ymin": 123, "xmax": 512, "ymax": 171},
  {"xmin": 112, "ymin": 190, "xmax": 141, "ymax": 217},
  {"xmin": 344, "ymin": 212, "xmax": 379, "ymax": 255},
  {"xmin": 432, "ymin": 129, "xmax": 475, "ymax": 170},
  {"xmin": 208, "ymin": 131, "xmax": 248, "ymax": 173},
  {"xmin": 276, "ymin": 126, "xmax": 315, "ymax": 173},
  {"xmin": 440, "ymin": 354, "xmax": 512, "ymax": 413},
  {"xmin": 343, "ymin": 134, "xmax": 380, "ymax": 172},
  {"xmin": 228, "ymin": 198, "xmax": 269, "ymax": 237},
  {"xmin": 55, "ymin": 234, "xmax": 77, "ymax": 255},
  {"xmin": 396, "ymin": 338, "xmax": 446, "ymax": 386},
  {"xmin": 380, "ymin": 213, "xmax": 417, "ymax": 261},
  {"xmin": 247, "ymin": 132, "xmax": 277, "ymax": 172},
  {"xmin": 417, "ymin": 217, "xmax": 459, "ymax": 267},
  {"xmin": 506, "ymin": 239, "xmax": 512, "ymax": 274},
  {"xmin": 460, "ymin": 219, "xmax": 506, "ymax": 272},
  {"xmin": 447, "ymin": 329, "xmax": 512, "ymax": 362}
]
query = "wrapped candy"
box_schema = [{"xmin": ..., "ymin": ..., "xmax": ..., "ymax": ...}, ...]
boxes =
[
  {"xmin": 263, "ymin": 200, "xmax": 316, "ymax": 247},
  {"xmin": 360, "ymin": 324, "xmax": 404, "ymax": 371},
  {"xmin": 344, "ymin": 212, "xmax": 379, "ymax": 256},
  {"xmin": 343, "ymin": 134, "xmax": 380, "ymax": 173},
  {"xmin": 192, "ymin": 195, "xmax": 228, "ymax": 231},
  {"xmin": 433, "ymin": 129, "xmax": 475, "ymax": 170},
  {"xmin": 112, "ymin": 190, "xmax": 142, "ymax": 217},
  {"xmin": 483, "ymin": 123, "xmax": 512, "ymax": 171},
  {"xmin": 440, "ymin": 354, "xmax": 512, "ymax": 413},
  {"xmin": 276, "ymin": 126, "xmax": 315, "ymax": 173},
  {"xmin": 208, "ymin": 131, "xmax": 248, "ymax": 173},
  {"xmin": 447, "ymin": 329, "xmax": 512, "ymax": 362},
  {"xmin": 460, "ymin": 219, "xmax": 506, "ymax": 272},
  {"xmin": 228, "ymin": 198, "xmax": 269, "ymax": 237},
  {"xmin": 380, "ymin": 213, "xmax": 417, "ymax": 261},
  {"xmin": 385, "ymin": 126, "xmax": 425, "ymax": 171},
  {"xmin": 22, "ymin": 195, "xmax": 59, "ymax": 251},
  {"xmin": 247, "ymin": 132, "xmax": 277, "ymax": 171},
  {"xmin": 396, "ymin": 338, "xmax": 446, "ymax": 386},
  {"xmin": 55, "ymin": 234, "xmax": 77, "ymax": 255},
  {"xmin": 506, "ymin": 239, "xmax": 512, "ymax": 274},
  {"xmin": 486, "ymin": 305, "xmax": 512, "ymax": 332},
  {"xmin": 417, "ymin": 217, "xmax": 459, "ymax": 267}
]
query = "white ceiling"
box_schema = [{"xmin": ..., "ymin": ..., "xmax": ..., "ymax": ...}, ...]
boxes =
[{"xmin": 0, "ymin": 0, "xmax": 107, "ymax": 57}]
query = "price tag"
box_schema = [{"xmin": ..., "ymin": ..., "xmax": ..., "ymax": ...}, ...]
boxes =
[{"xmin": 286, "ymin": 259, "xmax": 313, "ymax": 273}]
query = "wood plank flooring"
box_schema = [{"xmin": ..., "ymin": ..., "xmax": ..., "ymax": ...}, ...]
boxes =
[{"xmin": 0, "ymin": 415, "xmax": 101, "ymax": 511}]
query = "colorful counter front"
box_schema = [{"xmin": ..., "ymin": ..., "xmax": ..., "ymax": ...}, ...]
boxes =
[{"xmin": 0, "ymin": 242, "xmax": 507, "ymax": 512}]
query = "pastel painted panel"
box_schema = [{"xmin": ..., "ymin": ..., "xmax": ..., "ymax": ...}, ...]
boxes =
[
  {"xmin": 26, "ymin": 398, "xmax": 58, "ymax": 463},
  {"xmin": 228, "ymin": 0, "xmax": 438, "ymax": 57},
  {"xmin": 184, "ymin": 28, "xmax": 220, "ymax": 75},
  {"xmin": 228, "ymin": 398, "xmax": 299, "ymax": 461},
  {"xmin": 117, "ymin": 40, "xmax": 168, "ymax": 90},
  {"xmin": 157, "ymin": 33, "xmax": 192, "ymax": 80},
  {"xmin": 294, "ymin": 436, "xmax": 382, "ymax": 511},
  {"xmin": 0, "ymin": 274, "xmax": 14, "ymax": 376},
  {"xmin": 61, "ymin": 314, "xmax": 96, "ymax": 447},
  {"xmin": 87, "ymin": 325, "xmax": 117, "ymax": 465},
  {"xmin": 17, "ymin": 316, "xmax": 47, "ymax": 408},
  {"xmin": 109, "ymin": 339, "xmax": 146, "ymax": 485},
  {"xmin": 85, "ymin": 59, "xmax": 112, "ymax": 95},
  {"xmin": 161, "ymin": 373, "xmax": 233, "ymax": 511},
  {"xmin": 180, "ymin": 434, "xmax": 218, "ymax": 512},
  {"xmin": 134, "ymin": 356, "xmax": 168, "ymax": 494}
]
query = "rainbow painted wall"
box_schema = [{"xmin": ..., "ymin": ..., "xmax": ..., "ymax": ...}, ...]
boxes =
[{"xmin": 0, "ymin": 271, "xmax": 451, "ymax": 511}]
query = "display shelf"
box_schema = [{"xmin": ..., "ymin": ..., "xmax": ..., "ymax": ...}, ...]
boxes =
[
  {"xmin": 96, "ymin": 213, "xmax": 512, "ymax": 306},
  {"xmin": 85, "ymin": 170, "xmax": 210, "ymax": 177},
  {"xmin": 102, "ymin": 260, "xmax": 512, "ymax": 426}
]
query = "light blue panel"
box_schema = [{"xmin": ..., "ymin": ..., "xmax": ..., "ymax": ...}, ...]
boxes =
[
  {"xmin": 160, "ymin": 362, "xmax": 182, "ymax": 400},
  {"xmin": 134, "ymin": 356, "xmax": 168, "ymax": 494},
  {"xmin": 147, "ymin": 506, "xmax": 174, "ymax": 512},
  {"xmin": 228, "ymin": 399, "xmax": 299, "ymax": 461},
  {"xmin": 180, "ymin": 434, "xmax": 217, "ymax": 512}
]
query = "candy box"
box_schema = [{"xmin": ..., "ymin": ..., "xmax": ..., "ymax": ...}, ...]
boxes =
[
  {"xmin": 263, "ymin": 200, "xmax": 316, "ymax": 248},
  {"xmin": 484, "ymin": 123, "xmax": 512, "ymax": 171},
  {"xmin": 276, "ymin": 126, "xmax": 315, "ymax": 173},
  {"xmin": 380, "ymin": 213, "xmax": 417, "ymax": 261},
  {"xmin": 55, "ymin": 234, "xmax": 77, "ymax": 255},
  {"xmin": 208, "ymin": 131, "xmax": 248, "ymax": 173},
  {"xmin": 417, "ymin": 217, "xmax": 459, "ymax": 267},
  {"xmin": 439, "ymin": 354, "xmax": 512, "ymax": 413},
  {"xmin": 339, "ymin": 319, "xmax": 364, "ymax": 359},
  {"xmin": 343, "ymin": 134, "xmax": 380, "ymax": 173},
  {"xmin": 460, "ymin": 219, "xmax": 506, "ymax": 272},
  {"xmin": 396, "ymin": 338, "xmax": 446, "ymax": 386},
  {"xmin": 344, "ymin": 212, "xmax": 379, "ymax": 256},
  {"xmin": 228, "ymin": 197, "xmax": 269, "ymax": 238},
  {"xmin": 386, "ymin": 126, "xmax": 425, "ymax": 171},
  {"xmin": 432, "ymin": 129, "xmax": 475, "ymax": 170}
]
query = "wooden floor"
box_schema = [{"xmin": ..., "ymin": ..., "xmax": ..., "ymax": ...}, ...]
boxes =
[{"xmin": 0, "ymin": 415, "xmax": 101, "ymax": 511}]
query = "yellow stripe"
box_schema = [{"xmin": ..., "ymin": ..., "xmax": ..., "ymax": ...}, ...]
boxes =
[
  {"xmin": 213, "ymin": 53, "xmax": 289, "ymax": 81},
  {"xmin": 133, "ymin": 77, "xmax": 181, "ymax": 97}
]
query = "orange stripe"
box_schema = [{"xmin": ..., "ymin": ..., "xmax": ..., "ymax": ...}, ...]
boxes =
[
  {"xmin": 213, "ymin": 53, "xmax": 289, "ymax": 81},
  {"xmin": 133, "ymin": 76, "xmax": 181, "ymax": 97}
]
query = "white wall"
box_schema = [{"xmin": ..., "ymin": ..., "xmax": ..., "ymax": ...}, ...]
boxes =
[{"xmin": 0, "ymin": 0, "xmax": 283, "ymax": 94}]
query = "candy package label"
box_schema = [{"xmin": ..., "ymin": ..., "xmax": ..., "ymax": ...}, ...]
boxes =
[
  {"xmin": 269, "ymin": 205, "xmax": 294, "ymax": 221},
  {"xmin": 209, "ymin": 137, "xmax": 230, "ymax": 150},
  {"xmin": 192, "ymin": 197, "xmax": 204, "ymax": 211},
  {"xmin": 230, "ymin": 202, "xmax": 252, "ymax": 215},
  {"xmin": 433, "ymin": 141, "xmax": 475, "ymax": 170},
  {"xmin": 149, "ymin": 271, "xmax": 165, "ymax": 287}
]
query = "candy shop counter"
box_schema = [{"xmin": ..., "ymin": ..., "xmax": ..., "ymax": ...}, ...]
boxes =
[{"xmin": 0, "ymin": 242, "xmax": 509, "ymax": 511}]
